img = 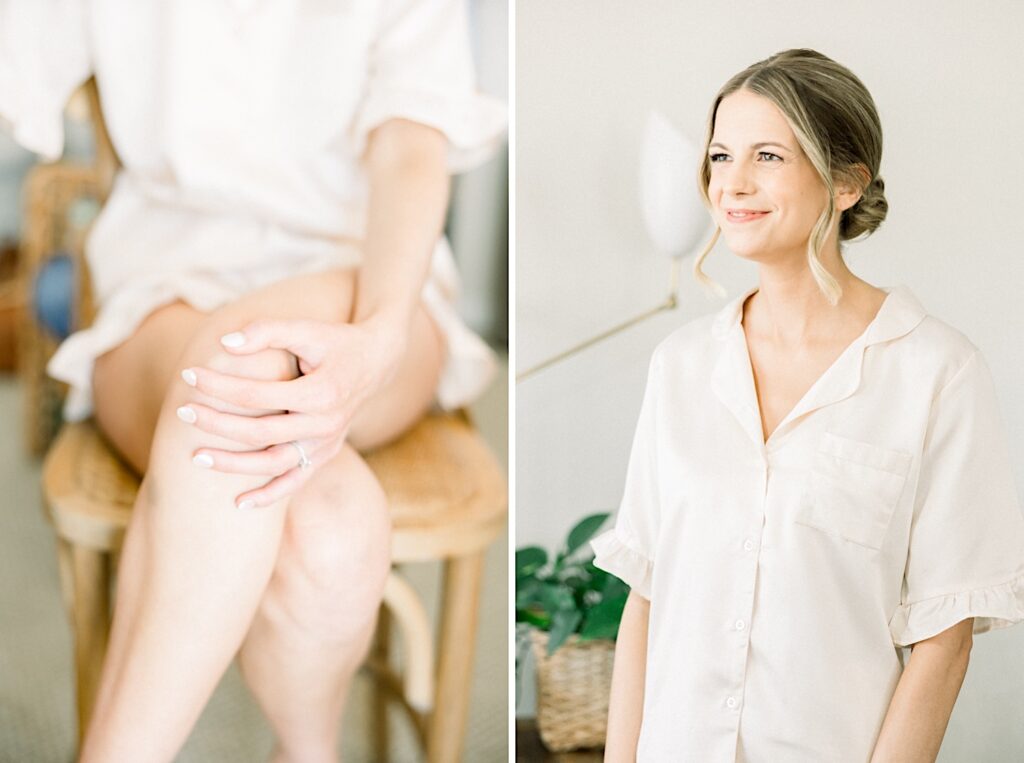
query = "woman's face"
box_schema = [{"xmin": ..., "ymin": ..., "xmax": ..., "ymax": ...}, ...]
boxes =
[{"xmin": 706, "ymin": 89, "xmax": 830, "ymax": 265}]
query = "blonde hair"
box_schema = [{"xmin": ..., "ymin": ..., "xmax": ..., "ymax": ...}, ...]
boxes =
[{"xmin": 694, "ymin": 48, "xmax": 887, "ymax": 305}]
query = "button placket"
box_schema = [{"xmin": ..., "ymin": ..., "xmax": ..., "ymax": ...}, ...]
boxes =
[{"xmin": 728, "ymin": 459, "xmax": 768, "ymax": 725}]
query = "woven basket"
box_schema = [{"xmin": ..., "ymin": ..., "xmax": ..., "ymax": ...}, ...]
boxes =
[{"xmin": 531, "ymin": 629, "xmax": 614, "ymax": 752}]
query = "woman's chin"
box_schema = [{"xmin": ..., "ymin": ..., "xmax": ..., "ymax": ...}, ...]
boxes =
[{"xmin": 721, "ymin": 238, "xmax": 770, "ymax": 262}]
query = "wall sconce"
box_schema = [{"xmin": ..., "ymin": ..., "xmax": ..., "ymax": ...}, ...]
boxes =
[{"xmin": 518, "ymin": 111, "xmax": 710, "ymax": 381}]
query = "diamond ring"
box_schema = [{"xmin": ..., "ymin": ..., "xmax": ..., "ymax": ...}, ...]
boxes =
[{"xmin": 289, "ymin": 441, "xmax": 312, "ymax": 470}]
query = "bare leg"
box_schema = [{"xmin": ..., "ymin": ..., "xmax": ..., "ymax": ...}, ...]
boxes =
[
  {"xmin": 84, "ymin": 270, "xmax": 444, "ymax": 760},
  {"xmin": 238, "ymin": 447, "xmax": 389, "ymax": 763},
  {"xmin": 82, "ymin": 314, "xmax": 306, "ymax": 761},
  {"xmin": 238, "ymin": 307, "xmax": 443, "ymax": 763}
]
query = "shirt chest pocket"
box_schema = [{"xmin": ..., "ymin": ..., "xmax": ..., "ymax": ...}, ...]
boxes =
[{"xmin": 794, "ymin": 432, "xmax": 913, "ymax": 550}]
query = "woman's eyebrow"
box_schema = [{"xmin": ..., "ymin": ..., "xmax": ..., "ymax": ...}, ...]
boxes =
[{"xmin": 709, "ymin": 141, "xmax": 793, "ymax": 152}]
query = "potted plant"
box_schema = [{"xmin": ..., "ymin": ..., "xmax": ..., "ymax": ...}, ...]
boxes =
[{"xmin": 515, "ymin": 512, "xmax": 629, "ymax": 752}]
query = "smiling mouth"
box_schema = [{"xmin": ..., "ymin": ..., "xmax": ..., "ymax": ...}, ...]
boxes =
[{"xmin": 725, "ymin": 210, "xmax": 770, "ymax": 222}]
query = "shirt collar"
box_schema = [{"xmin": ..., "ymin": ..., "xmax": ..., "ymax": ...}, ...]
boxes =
[{"xmin": 710, "ymin": 283, "xmax": 927, "ymax": 347}]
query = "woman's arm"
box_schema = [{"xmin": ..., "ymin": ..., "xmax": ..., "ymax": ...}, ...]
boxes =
[
  {"xmin": 605, "ymin": 590, "xmax": 650, "ymax": 762},
  {"xmin": 178, "ymin": 117, "xmax": 452, "ymax": 505},
  {"xmin": 870, "ymin": 618, "xmax": 974, "ymax": 763},
  {"xmin": 352, "ymin": 117, "xmax": 450, "ymax": 351}
]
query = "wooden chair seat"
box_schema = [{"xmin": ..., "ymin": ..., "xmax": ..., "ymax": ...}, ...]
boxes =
[{"xmin": 43, "ymin": 412, "xmax": 507, "ymax": 562}]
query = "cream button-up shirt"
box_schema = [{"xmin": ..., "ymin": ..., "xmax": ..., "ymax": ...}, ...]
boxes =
[
  {"xmin": 0, "ymin": 0, "xmax": 507, "ymax": 418},
  {"xmin": 593, "ymin": 284, "xmax": 1024, "ymax": 761}
]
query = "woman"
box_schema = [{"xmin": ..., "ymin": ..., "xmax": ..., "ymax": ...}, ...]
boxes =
[
  {"xmin": 592, "ymin": 48, "xmax": 1024, "ymax": 761},
  {"xmin": 1, "ymin": 1, "xmax": 504, "ymax": 760}
]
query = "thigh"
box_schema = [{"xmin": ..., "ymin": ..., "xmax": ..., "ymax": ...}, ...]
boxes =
[
  {"xmin": 93, "ymin": 268, "xmax": 444, "ymax": 471},
  {"xmin": 93, "ymin": 301, "xmax": 206, "ymax": 472}
]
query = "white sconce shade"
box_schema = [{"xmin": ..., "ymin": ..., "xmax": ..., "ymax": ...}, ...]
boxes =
[{"xmin": 640, "ymin": 110, "xmax": 710, "ymax": 259}]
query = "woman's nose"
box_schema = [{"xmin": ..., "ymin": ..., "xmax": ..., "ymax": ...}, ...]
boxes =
[{"xmin": 722, "ymin": 159, "xmax": 756, "ymax": 195}]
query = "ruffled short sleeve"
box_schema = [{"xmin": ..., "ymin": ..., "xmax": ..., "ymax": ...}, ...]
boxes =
[
  {"xmin": 590, "ymin": 349, "xmax": 665, "ymax": 600},
  {"xmin": 350, "ymin": 0, "xmax": 506, "ymax": 173},
  {"xmin": 0, "ymin": 0, "xmax": 92, "ymax": 161},
  {"xmin": 888, "ymin": 350, "xmax": 1024, "ymax": 647}
]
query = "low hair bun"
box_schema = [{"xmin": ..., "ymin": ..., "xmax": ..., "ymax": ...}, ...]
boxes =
[{"xmin": 841, "ymin": 175, "xmax": 888, "ymax": 241}]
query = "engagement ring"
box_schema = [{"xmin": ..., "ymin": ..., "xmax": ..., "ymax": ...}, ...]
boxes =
[{"xmin": 289, "ymin": 441, "xmax": 312, "ymax": 470}]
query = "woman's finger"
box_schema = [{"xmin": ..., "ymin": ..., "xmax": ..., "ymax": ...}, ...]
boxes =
[
  {"xmin": 175, "ymin": 403, "xmax": 333, "ymax": 448},
  {"xmin": 191, "ymin": 440, "xmax": 324, "ymax": 477},
  {"xmin": 183, "ymin": 366, "xmax": 323, "ymax": 413},
  {"xmin": 218, "ymin": 319, "xmax": 328, "ymax": 366},
  {"xmin": 234, "ymin": 465, "xmax": 312, "ymax": 510}
]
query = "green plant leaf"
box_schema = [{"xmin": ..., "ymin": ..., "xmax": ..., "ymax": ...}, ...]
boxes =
[
  {"xmin": 516, "ymin": 607, "xmax": 550, "ymax": 629},
  {"xmin": 565, "ymin": 512, "xmax": 610, "ymax": 557},
  {"xmin": 516, "ymin": 581, "xmax": 540, "ymax": 614},
  {"xmin": 601, "ymin": 573, "xmax": 630, "ymax": 598},
  {"xmin": 538, "ymin": 581, "xmax": 575, "ymax": 614},
  {"xmin": 515, "ymin": 546, "xmax": 548, "ymax": 580},
  {"xmin": 559, "ymin": 572, "xmax": 588, "ymax": 593},
  {"xmin": 552, "ymin": 550, "xmax": 566, "ymax": 574},
  {"xmin": 586, "ymin": 561, "xmax": 611, "ymax": 589},
  {"xmin": 579, "ymin": 591, "xmax": 629, "ymax": 641},
  {"xmin": 546, "ymin": 609, "xmax": 582, "ymax": 655}
]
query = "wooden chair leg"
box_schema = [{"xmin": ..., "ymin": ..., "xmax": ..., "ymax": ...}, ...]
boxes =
[
  {"xmin": 71, "ymin": 544, "xmax": 112, "ymax": 745},
  {"xmin": 55, "ymin": 537, "xmax": 76, "ymax": 623},
  {"xmin": 371, "ymin": 605, "xmax": 392, "ymax": 762},
  {"xmin": 427, "ymin": 551, "xmax": 485, "ymax": 763}
]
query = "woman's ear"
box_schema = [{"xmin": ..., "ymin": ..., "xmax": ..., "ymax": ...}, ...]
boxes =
[{"xmin": 834, "ymin": 164, "xmax": 871, "ymax": 212}]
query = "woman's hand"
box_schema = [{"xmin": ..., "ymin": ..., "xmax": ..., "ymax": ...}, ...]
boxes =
[{"xmin": 178, "ymin": 316, "xmax": 408, "ymax": 508}]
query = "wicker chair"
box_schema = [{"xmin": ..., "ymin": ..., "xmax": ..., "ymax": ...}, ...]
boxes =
[{"xmin": 20, "ymin": 78, "xmax": 507, "ymax": 762}]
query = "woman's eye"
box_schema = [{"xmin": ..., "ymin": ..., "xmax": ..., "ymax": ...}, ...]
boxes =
[{"xmin": 709, "ymin": 151, "xmax": 781, "ymax": 164}]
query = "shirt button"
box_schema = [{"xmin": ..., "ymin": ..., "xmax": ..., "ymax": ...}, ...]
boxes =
[
  {"xmin": 735, "ymin": 619, "xmax": 746, "ymax": 631},
  {"xmin": 743, "ymin": 539, "xmax": 754, "ymax": 551},
  {"xmin": 726, "ymin": 697, "xmax": 738, "ymax": 709}
]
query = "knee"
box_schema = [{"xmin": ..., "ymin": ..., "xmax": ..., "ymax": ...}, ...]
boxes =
[
  {"xmin": 172, "ymin": 312, "xmax": 299, "ymax": 414},
  {"xmin": 290, "ymin": 473, "xmax": 391, "ymax": 592},
  {"xmin": 144, "ymin": 311, "xmax": 302, "ymax": 488},
  {"xmin": 279, "ymin": 462, "xmax": 391, "ymax": 635}
]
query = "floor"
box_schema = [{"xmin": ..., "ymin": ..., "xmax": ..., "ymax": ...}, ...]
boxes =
[
  {"xmin": 515, "ymin": 720, "xmax": 601, "ymax": 762},
  {"xmin": 0, "ymin": 355, "xmax": 508, "ymax": 762}
]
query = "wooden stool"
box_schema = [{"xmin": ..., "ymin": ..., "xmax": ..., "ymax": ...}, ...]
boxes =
[{"xmin": 42, "ymin": 412, "xmax": 506, "ymax": 761}]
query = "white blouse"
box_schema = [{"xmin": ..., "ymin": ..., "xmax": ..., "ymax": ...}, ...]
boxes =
[
  {"xmin": 592, "ymin": 284, "xmax": 1024, "ymax": 761},
  {"xmin": 0, "ymin": 0, "xmax": 506, "ymax": 418}
]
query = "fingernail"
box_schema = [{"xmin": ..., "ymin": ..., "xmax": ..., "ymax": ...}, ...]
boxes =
[
  {"xmin": 220, "ymin": 332, "xmax": 246, "ymax": 348},
  {"xmin": 238, "ymin": 499, "xmax": 256, "ymax": 510},
  {"xmin": 181, "ymin": 368, "xmax": 197, "ymax": 386},
  {"xmin": 192, "ymin": 453, "xmax": 214, "ymax": 468},
  {"xmin": 176, "ymin": 406, "xmax": 197, "ymax": 424}
]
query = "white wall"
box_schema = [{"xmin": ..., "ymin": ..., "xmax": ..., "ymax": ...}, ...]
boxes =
[{"xmin": 516, "ymin": 1, "xmax": 1024, "ymax": 755}]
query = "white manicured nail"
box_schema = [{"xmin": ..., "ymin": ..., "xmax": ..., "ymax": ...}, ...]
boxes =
[
  {"xmin": 176, "ymin": 406, "xmax": 197, "ymax": 424},
  {"xmin": 181, "ymin": 368, "xmax": 197, "ymax": 386},
  {"xmin": 220, "ymin": 332, "xmax": 246, "ymax": 348},
  {"xmin": 192, "ymin": 453, "xmax": 214, "ymax": 468},
  {"xmin": 238, "ymin": 499, "xmax": 256, "ymax": 510}
]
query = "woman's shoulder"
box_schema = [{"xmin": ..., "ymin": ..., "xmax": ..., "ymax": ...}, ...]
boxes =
[
  {"xmin": 900, "ymin": 310, "xmax": 983, "ymax": 387},
  {"xmin": 864, "ymin": 284, "xmax": 983, "ymax": 387},
  {"xmin": 647, "ymin": 311, "xmax": 721, "ymax": 378}
]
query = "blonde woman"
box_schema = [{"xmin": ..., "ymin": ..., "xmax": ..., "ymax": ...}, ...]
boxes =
[
  {"xmin": 1, "ymin": 1, "xmax": 504, "ymax": 760},
  {"xmin": 592, "ymin": 48, "xmax": 1024, "ymax": 761}
]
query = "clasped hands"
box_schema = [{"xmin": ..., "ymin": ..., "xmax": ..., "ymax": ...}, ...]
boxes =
[{"xmin": 175, "ymin": 317, "xmax": 405, "ymax": 509}]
